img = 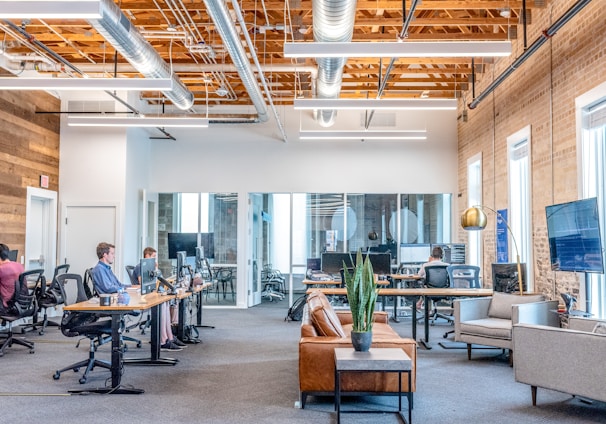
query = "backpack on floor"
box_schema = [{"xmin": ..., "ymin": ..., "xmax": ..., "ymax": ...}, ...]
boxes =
[{"xmin": 285, "ymin": 294, "xmax": 307, "ymax": 322}]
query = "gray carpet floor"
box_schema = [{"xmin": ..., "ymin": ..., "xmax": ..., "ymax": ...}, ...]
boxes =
[{"xmin": 0, "ymin": 301, "xmax": 604, "ymax": 424}]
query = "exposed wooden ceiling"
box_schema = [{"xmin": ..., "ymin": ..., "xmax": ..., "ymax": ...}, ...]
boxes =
[{"xmin": 0, "ymin": 1, "xmax": 545, "ymax": 112}]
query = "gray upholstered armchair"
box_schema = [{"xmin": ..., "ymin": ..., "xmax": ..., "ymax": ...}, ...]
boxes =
[
  {"xmin": 454, "ymin": 292, "xmax": 559, "ymax": 363},
  {"xmin": 513, "ymin": 317, "xmax": 606, "ymax": 405}
]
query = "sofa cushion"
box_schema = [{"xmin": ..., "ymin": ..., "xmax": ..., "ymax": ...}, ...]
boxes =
[
  {"xmin": 488, "ymin": 292, "xmax": 545, "ymax": 320},
  {"xmin": 307, "ymin": 291, "xmax": 346, "ymax": 338},
  {"xmin": 459, "ymin": 318, "xmax": 512, "ymax": 340}
]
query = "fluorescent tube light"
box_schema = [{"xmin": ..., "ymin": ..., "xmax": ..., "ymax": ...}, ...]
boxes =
[
  {"xmin": 0, "ymin": 77, "xmax": 173, "ymax": 91},
  {"xmin": 67, "ymin": 116, "xmax": 209, "ymax": 128},
  {"xmin": 299, "ymin": 131, "xmax": 427, "ymax": 140},
  {"xmin": 294, "ymin": 98, "xmax": 457, "ymax": 110},
  {"xmin": 0, "ymin": 1, "xmax": 103, "ymax": 19},
  {"xmin": 284, "ymin": 41, "xmax": 512, "ymax": 58}
]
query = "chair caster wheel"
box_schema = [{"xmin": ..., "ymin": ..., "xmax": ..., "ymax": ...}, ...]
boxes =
[
  {"xmin": 136, "ymin": 341, "xmax": 142, "ymax": 348},
  {"xmin": 123, "ymin": 345, "xmax": 128, "ymax": 352},
  {"xmin": 29, "ymin": 349, "xmax": 35, "ymax": 354},
  {"xmin": 39, "ymin": 330, "xmax": 45, "ymax": 335},
  {"xmin": 79, "ymin": 377, "xmax": 87, "ymax": 384},
  {"xmin": 53, "ymin": 372, "xmax": 60, "ymax": 380},
  {"xmin": 73, "ymin": 368, "xmax": 80, "ymax": 373}
]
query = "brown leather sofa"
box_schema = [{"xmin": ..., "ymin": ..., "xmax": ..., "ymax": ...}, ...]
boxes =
[{"xmin": 299, "ymin": 290, "xmax": 417, "ymax": 408}]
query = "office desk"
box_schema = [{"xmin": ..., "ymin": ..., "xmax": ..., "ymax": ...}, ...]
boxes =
[
  {"xmin": 306, "ymin": 288, "xmax": 493, "ymax": 349},
  {"xmin": 63, "ymin": 292, "xmax": 176, "ymax": 394},
  {"xmin": 175, "ymin": 283, "xmax": 213, "ymax": 343}
]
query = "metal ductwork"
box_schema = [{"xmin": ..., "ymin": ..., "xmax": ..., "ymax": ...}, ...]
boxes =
[
  {"xmin": 90, "ymin": 0, "xmax": 194, "ymax": 110},
  {"xmin": 313, "ymin": 0, "xmax": 358, "ymax": 127},
  {"xmin": 203, "ymin": 0, "xmax": 269, "ymax": 122}
]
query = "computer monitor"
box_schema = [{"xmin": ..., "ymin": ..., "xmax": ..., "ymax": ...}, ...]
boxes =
[
  {"xmin": 139, "ymin": 257, "xmax": 157, "ymax": 297},
  {"xmin": 431, "ymin": 243, "xmax": 467, "ymax": 265},
  {"xmin": 321, "ymin": 252, "xmax": 355, "ymax": 274},
  {"xmin": 361, "ymin": 252, "xmax": 392, "ymax": 275},
  {"xmin": 176, "ymin": 250, "xmax": 187, "ymax": 284},
  {"xmin": 167, "ymin": 233, "xmax": 197, "ymax": 259},
  {"xmin": 399, "ymin": 243, "xmax": 431, "ymax": 264},
  {"xmin": 195, "ymin": 246, "xmax": 205, "ymax": 271}
]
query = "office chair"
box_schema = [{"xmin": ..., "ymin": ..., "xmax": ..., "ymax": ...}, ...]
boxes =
[
  {"xmin": 53, "ymin": 273, "xmax": 113, "ymax": 384},
  {"xmin": 0, "ymin": 270, "xmax": 43, "ymax": 356},
  {"xmin": 23, "ymin": 264, "xmax": 71, "ymax": 335},
  {"xmin": 423, "ymin": 265, "xmax": 453, "ymax": 325},
  {"xmin": 442, "ymin": 265, "xmax": 481, "ymax": 338}
]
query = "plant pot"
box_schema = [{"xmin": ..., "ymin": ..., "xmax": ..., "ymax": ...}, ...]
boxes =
[{"xmin": 351, "ymin": 331, "xmax": 372, "ymax": 352}]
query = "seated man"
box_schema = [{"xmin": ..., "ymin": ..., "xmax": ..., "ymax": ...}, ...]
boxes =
[
  {"xmin": 92, "ymin": 242, "xmax": 185, "ymax": 351},
  {"xmin": 416, "ymin": 246, "xmax": 449, "ymax": 310}
]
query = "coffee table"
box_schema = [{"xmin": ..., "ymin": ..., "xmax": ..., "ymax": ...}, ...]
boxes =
[{"xmin": 334, "ymin": 347, "xmax": 412, "ymax": 424}]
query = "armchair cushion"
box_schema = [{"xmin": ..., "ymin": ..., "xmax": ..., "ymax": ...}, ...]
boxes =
[
  {"xmin": 459, "ymin": 317, "xmax": 512, "ymax": 339},
  {"xmin": 307, "ymin": 291, "xmax": 346, "ymax": 338},
  {"xmin": 488, "ymin": 292, "xmax": 545, "ymax": 320}
]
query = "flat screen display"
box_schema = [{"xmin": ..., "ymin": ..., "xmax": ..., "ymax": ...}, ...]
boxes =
[
  {"xmin": 168, "ymin": 233, "xmax": 197, "ymax": 259},
  {"xmin": 321, "ymin": 252, "xmax": 391, "ymax": 275},
  {"xmin": 399, "ymin": 243, "xmax": 431, "ymax": 264},
  {"xmin": 546, "ymin": 197, "xmax": 604, "ymax": 273},
  {"xmin": 140, "ymin": 257, "xmax": 157, "ymax": 295}
]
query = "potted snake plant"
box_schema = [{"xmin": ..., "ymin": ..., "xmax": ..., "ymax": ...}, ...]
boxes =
[{"xmin": 343, "ymin": 250, "xmax": 378, "ymax": 352}]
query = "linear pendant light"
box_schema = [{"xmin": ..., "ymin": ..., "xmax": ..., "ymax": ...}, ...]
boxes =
[
  {"xmin": 67, "ymin": 116, "xmax": 209, "ymax": 128},
  {"xmin": 0, "ymin": 77, "xmax": 173, "ymax": 91},
  {"xmin": 0, "ymin": 1, "xmax": 103, "ymax": 19},
  {"xmin": 284, "ymin": 41, "xmax": 512, "ymax": 58},
  {"xmin": 299, "ymin": 131, "xmax": 427, "ymax": 140},
  {"xmin": 294, "ymin": 98, "xmax": 457, "ymax": 110}
]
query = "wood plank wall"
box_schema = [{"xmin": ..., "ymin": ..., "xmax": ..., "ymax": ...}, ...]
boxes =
[{"xmin": 0, "ymin": 90, "xmax": 60, "ymax": 258}]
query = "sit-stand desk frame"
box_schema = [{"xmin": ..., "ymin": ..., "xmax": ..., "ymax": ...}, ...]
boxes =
[
  {"xmin": 175, "ymin": 282, "xmax": 213, "ymax": 343},
  {"xmin": 63, "ymin": 292, "xmax": 177, "ymax": 395}
]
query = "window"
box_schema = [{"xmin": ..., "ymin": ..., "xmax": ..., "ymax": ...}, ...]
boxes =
[
  {"xmin": 467, "ymin": 153, "xmax": 482, "ymax": 268},
  {"xmin": 581, "ymin": 98, "xmax": 606, "ymax": 318},
  {"xmin": 508, "ymin": 127, "xmax": 533, "ymax": 290}
]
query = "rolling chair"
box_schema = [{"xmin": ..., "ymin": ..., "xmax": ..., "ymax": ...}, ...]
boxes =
[
  {"xmin": 23, "ymin": 264, "xmax": 70, "ymax": 335},
  {"xmin": 442, "ymin": 265, "xmax": 481, "ymax": 338},
  {"xmin": 125, "ymin": 264, "xmax": 152, "ymax": 334},
  {"xmin": 423, "ymin": 265, "xmax": 453, "ymax": 326},
  {"xmin": 53, "ymin": 273, "xmax": 113, "ymax": 384},
  {"xmin": 0, "ymin": 270, "xmax": 42, "ymax": 356},
  {"xmin": 125, "ymin": 265, "xmax": 138, "ymax": 286}
]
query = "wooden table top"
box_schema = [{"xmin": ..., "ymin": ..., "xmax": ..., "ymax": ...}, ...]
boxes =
[
  {"xmin": 302, "ymin": 279, "xmax": 391, "ymax": 286},
  {"xmin": 64, "ymin": 291, "xmax": 174, "ymax": 312},
  {"xmin": 306, "ymin": 287, "xmax": 493, "ymax": 297}
]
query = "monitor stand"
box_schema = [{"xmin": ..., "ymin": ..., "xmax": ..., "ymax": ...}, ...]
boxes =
[{"xmin": 139, "ymin": 294, "xmax": 148, "ymax": 304}]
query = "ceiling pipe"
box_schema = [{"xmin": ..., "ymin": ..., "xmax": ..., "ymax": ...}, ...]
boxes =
[
  {"xmin": 469, "ymin": 0, "xmax": 592, "ymax": 110},
  {"xmin": 203, "ymin": 0, "xmax": 269, "ymax": 122},
  {"xmin": 312, "ymin": 0, "xmax": 358, "ymax": 127},
  {"xmin": 89, "ymin": 0, "xmax": 194, "ymax": 110}
]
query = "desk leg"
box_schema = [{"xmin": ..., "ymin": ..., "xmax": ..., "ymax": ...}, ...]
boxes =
[
  {"xmin": 69, "ymin": 314, "xmax": 144, "ymax": 395},
  {"xmin": 392, "ymin": 294, "xmax": 401, "ymax": 323},
  {"xmin": 335, "ymin": 370, "xmax": 341, "ymax": 424},
  {"xmin": 419, "ymin": 296, "xmax": 432, "ymax": 350},
  {"xmin": 124, "ymin": 303, "xmax": 178, "ymax": 366},
  {"xmin": 195, "ymin": 289, "xmax": 214, "ymax": 329}
]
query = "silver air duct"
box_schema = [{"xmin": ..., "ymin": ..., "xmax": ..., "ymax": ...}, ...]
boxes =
[
  {"xmin": 90, "ymin": 0, "xmax": 194, "ymax": 110},
  {"xmin": 203, "ymin": 0, "xmax": 269, "ymax": 122},
  {"xmin": 313, "ymin": 0, "xmax": 357, "ymax": 127}
]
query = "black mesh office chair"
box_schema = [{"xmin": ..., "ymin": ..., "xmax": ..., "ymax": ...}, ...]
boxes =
[
  {"xmin": 423, "ymin": 265, "xmax": 453, "ymax": 325},
  {"xmin": 53, "ymin": 273, "xmax": 113, "ymax": 384},
  {"xmin": 23, "ymin": 264, "xmax": 71, "ymax": 335},
  {"xmin": 0, "ymin": 270, "xmax": 42, "ymax": 356},
  {"xmin": 125, "ymin": 265, "xmax": 138, "ymax": 286}
]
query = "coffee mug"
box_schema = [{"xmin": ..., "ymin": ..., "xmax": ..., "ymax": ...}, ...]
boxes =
[{"xmin": 99, "ymin": 294, "xmax": 112, "ymax": 306}]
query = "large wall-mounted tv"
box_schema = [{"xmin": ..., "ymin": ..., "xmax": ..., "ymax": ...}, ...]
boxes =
[{"xmin": 546, "ymin": 197, "xmax": 604, "ymax": 273}]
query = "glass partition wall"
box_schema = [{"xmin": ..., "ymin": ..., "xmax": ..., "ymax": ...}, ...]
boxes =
[{"xmin": 158, "ymin": 192, "xmax": 451, "ymax": 308}]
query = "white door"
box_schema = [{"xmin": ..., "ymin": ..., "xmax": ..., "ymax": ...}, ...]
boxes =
[
  {"xmin": 25, "ymin": 188, "xmax": 57, "ymax": 277},
  {"xmin": 62, "ymin": 205, "xmax": 118, "ymax": 278},
  {"xmin": 248, "ymin": 194, "xmax": 263, "ymax": 306}
]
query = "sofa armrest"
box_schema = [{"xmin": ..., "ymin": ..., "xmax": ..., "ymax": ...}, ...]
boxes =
[
  {"xmin": 513, "ymin": 323, "xmax": 606, "ymax": 403},
  {"xmin": 335, "ymin": 310, "xmax": 389, "ymax": 325},
  {"xmin": 569, "ymin": 316, "xmax": 606, "ymax": 332},
  {"xmin": 512, "ymin": 300, "xmax": 559, "ymax": 326},
  {"xmin": 455, "ymin": 297, "xmax": 492, "ymax": 322}
]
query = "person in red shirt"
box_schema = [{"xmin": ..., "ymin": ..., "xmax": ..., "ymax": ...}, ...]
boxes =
[{"xmin": 0, "ymin": 244, "xmax": 25, "ymax": 313}]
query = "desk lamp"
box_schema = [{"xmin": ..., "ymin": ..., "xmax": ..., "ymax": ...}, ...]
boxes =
[{"xmin": 461, "ymin": 205, "xmax": 524, "ymax": 296}]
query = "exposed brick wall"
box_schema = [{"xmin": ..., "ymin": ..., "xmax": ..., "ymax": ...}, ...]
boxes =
[{"xmin": 457, "ymin": 0, "xmax": 604, "ymax": 299}]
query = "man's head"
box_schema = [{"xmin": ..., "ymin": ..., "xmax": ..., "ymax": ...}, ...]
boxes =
[
  {"xmin": 430, "ymin": 246, "xmax": 443, "ymax": 261},
  {"xmin": 96, "ymin": 242, "xmax": 115, "ymax": 264},
  {"xmin": 143, "ymin": 247, "xmax": 157, "ymax": 259},
  {"xmin": 0, "ymin": 243, "xmax": 10, "ymax": 261}
]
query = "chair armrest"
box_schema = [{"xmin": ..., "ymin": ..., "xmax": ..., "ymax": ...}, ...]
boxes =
[
  {"xmin": 512, "ymin": 300, "xmax": 559, "ymax": 326},
  {"xmin": 569, "ymin": 316, "xmax": 605, "ymax": 332},
  {"xmin": 336, "ymin": 310, "xmax": 353, "ymax": 325},
  {"xmin": 454, "ymin": 296, "xmax": 491, "ymax": 322}
]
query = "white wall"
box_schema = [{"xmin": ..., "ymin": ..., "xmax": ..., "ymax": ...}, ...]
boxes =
[{"xmin": 59, "ymin": 102, "xmax": 458, "ymax": 299}]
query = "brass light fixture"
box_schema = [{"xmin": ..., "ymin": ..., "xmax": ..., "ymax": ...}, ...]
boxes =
[{"xmin": 461, "ymin": 205, "xmax": 524, "ymax": 295}]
